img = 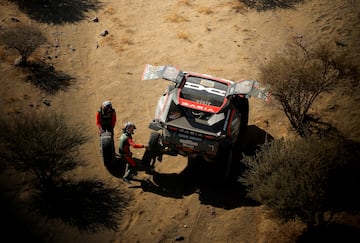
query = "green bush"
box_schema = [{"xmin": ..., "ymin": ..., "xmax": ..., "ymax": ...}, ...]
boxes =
[{"xmin": 239, "ymin": 136, "xmax": 353, "ymax": 227}]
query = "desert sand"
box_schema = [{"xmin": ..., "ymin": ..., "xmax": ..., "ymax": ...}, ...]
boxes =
[{"xmin": 1, "ymin": 0, "xmax": 360, "ymax": 242}]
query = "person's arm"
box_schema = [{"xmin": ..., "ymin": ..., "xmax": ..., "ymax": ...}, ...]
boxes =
[
  {"xmin": 128, "ymin": 137, "xmax": 145, "ymax": 148},
  {"xmin": 96, "ymin": 112, "xmax": 102, "ymax": 130}
]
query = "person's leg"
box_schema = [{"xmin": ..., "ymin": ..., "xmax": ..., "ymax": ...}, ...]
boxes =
[
  {"xmin": 129, "ymin": 165, "xmax": 137, "ymax": 177},
  {"xmin": 122, "ymin": 163, "xmax": 132, "ymax": 184},
  {"xmin": 123, "ymin": 163, "xmax": 131, "ymax": 179}
]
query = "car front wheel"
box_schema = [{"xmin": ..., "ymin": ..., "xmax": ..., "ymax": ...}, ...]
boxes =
[{"xmin": 142, "ymin": 132, "xmax": 161, "ymax": 168}]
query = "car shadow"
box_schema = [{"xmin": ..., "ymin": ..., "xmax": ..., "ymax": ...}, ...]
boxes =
[{"xmin": 103, "ymin": 125, "xmax": 273, "ymax": 209}]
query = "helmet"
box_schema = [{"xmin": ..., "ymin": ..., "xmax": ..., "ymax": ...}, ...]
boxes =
[
  {"xmin": 124, "ymin": 121, "xmax": 136, "ymax": 134},
  {"xmin": 102, "ymin": 100, "xmax": 112, "ymax": 109}
]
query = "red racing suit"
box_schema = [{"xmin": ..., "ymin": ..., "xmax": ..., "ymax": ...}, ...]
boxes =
[
  {"xmin": 118, "ymin": 132, "xmax": 144, "ymax": 167},
  {"xmin": 96, "ymin": 107, "xmax": 116, "ymax": 134}
]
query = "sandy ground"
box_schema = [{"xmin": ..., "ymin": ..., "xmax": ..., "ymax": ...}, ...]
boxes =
[{"xmin": 1, "ymin": 0, "xmax": 360, "ymax": 242}]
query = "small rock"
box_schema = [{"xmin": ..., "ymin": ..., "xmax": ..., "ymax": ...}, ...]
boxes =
[
  {"xmin": 14, "ymin": 56, "xmax": 23, "ymax": 66},
  {"xmin": 93, "ymin": 17, "xmax": 99, "ymax": 22},
  {"xmin": 11, "ymin": 17, "xmax": 19, "ymax": 22},
  {"xmin": 54, "ymin": 38, "xmax": 60, "ymax": 48},
  {"xmin": 100, "ymin": 30, "xmax": 109, "ymax": 37},
  {"xmin": 42, "ymin": 99, "xmax": 51, "ymax": 106},
  {"xmin": 263, "ymin": 119, "xmax": 270, "ymax": 127},
  {"xmin": 175, "ymin": 236, "xmax": 184, "ymax": 241}
]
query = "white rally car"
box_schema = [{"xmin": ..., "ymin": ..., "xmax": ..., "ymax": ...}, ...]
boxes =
[{"xmin": 141, "ymin": 64, "xmax": 269, "ymax": 177}]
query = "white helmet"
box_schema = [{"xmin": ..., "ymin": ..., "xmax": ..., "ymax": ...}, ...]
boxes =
[
  {"xmin": 124, "ymin": 121, "xmax": 136, "ymax": 134},
  {"xmin": 102, "ymin": 100, "xmax": 112, "ymax": 109}
]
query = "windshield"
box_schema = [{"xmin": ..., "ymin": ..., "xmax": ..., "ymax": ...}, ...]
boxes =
[{"xmin": 180, "ymin": 76, "xmax": 228, "ymax": 107}]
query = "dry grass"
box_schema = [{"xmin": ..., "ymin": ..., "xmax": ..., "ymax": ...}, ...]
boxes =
[
  {"xmin": 176, "ymin": 31, "xmax": 190, "ymax": 41},
  {"xmin": 103, "ymin": 7, "xmax": 115, "ymax": 15},
  {"xmin": 118, "ymin": 34, "xmax": 134, "ymax": 45},
  {"xmin": 165, "ymin": 13, "xmax": 189, "ymax": 23},
  {"xmin": 177, "ymin": 0, "xmax": 192, "ymax": 6},
  {"xmin": 198, "ymin": 7, "xmax": 214, "ymax": 15},
  {"xmin": 110, "ymin": 17, "xmax": 125, "ymax": 27},
  {"xmin": 205, "ymin": 67, "xmax": 224, "ymax": 73},
  {"xmin": 217, "ymin": 0, "xmax": 247, "ymax": 13},
  {"xmin": 100, "ymin": 35, "xmax": 125, "ymax": 53}
]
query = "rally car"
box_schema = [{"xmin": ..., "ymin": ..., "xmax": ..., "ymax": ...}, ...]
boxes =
[{"xmin": 141, "ymin": 64, "xmax": 269, "ymax": 177}]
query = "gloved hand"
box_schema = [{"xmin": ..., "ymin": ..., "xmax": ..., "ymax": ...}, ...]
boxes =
[{"xmin": 99, "ymin": 128, "xmax": 104, "ymax": 135}]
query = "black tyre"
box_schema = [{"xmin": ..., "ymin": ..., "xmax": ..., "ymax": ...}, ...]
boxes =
[
  {"xmin": 142, "ymin": 132, "xmax": 161, "ymax": 167},
  {"xmin": 100, "ymin": 131, "xmax": 114, "ymax": 165},
  {"xmin": 235, "ymin": 97, "xmax": 249, "ymax": 151},
  {"xmin": 214, "ymin": 143, "xmax": 234, "ymax": 181},
  {"xmin": 224, "ymin": 149, "xmax": 233, "ymax": 180}
]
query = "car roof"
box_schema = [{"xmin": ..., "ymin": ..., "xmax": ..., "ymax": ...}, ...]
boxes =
[{"xmin": 184, "ymin": 71, "xmax": 234, "ymax": 85}]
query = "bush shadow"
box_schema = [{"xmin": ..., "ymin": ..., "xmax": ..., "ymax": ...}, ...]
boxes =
[
  {"xmin": 125, "ymin": 125, "xmax": 274, "ymax": 209},
  {"xmin": 0, "ymin": 181, "xmax": 47, "ymax": 242},
  {"xmin": 10, "ymin": 0, "xmax": 103, "ymax": 24},
  {"xmin": 23, "ymin": 62, "xmax": 74, "ymax": 94},
  {"xmin": 240, "ymin": 0, "xmax": 304, "ymax": 11},
  {"xmin": 297, "ymin": 222, "xmax": 360, "ymax": 243},
  {"xmin": 306, "ymin": 119, "xmax": 360, "ymax": 214},
  {"xmin": 30, "ymin": 178, "xmax": 130, "ymax": 233}
]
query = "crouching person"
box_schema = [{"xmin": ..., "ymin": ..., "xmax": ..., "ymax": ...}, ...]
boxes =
[{"xmin": 119, "ymin": 122, "xmax": 146, "ymax": 183}]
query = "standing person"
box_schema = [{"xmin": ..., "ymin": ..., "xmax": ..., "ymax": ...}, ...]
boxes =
[
  {"xmin": 96, "ymin": 100, "xmax": 117, "ymax": 135},
  {"xmin": 119, "ymin": 122, "xmax": 147, "ymax": 183}
]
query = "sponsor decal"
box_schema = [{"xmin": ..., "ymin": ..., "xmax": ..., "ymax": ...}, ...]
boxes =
[
  {"xmin": 184, "ymin": 82, "xmax": 226, "ymax": 97},
  {"xmin": 179, "ymin": 100, "xmax": 219, "ymax": 113},
  {"xmin": 179, "ymin": 139, "xmax": 198, "ymax": 148},
  {"xmin": 178, "ymin": 132, "xmax": 202, "ymax": 142}
]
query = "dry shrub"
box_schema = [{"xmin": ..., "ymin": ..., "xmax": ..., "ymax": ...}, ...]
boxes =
[
  {"xmin": 0, "ymin": 24, "xmax": 47, "ymax": 65},
  {"xmin": 260, "ymin": 38, "xmax": 358, "ymax": 136},
  {"xmin": 0, "ymin": 111, "xmax": 131, "ymax": 232},
  {"xmin": 0, "ymin": 111, "xmax": 88, "ymax": 193},
  {"xmin": 240, "ymin": 135, "xmax": 359, "ymax": 227}
]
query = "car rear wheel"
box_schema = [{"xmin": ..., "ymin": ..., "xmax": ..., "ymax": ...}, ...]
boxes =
[
  {"xmin": 233, "ymin": 98, "xmax": 249, "ymax": 180},
  {"xmin": 238, "ymin": 98, "xmax": 249, "ymax": 132},
  {"xmin": 224, "ymin": 149, "xmax": 233, "ymax": 180}
]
